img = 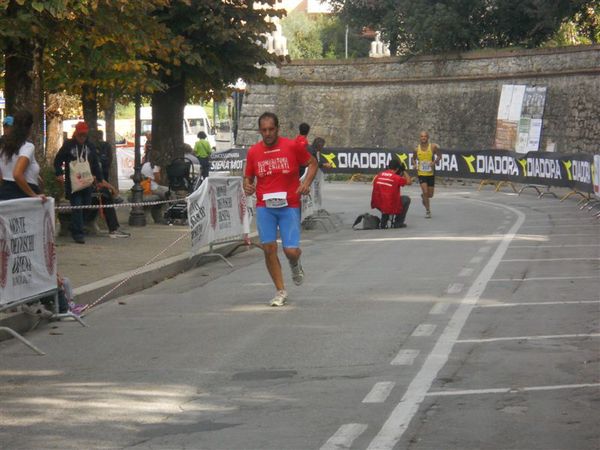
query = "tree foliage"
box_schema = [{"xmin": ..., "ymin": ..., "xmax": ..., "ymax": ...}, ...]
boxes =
[
  {"xmin": 281, "ymin": 12, "xmax": 370, "ymax": 59},
  {"xmin": 330, "ymin": 0, "xmax": 593, "ymax": 54}
]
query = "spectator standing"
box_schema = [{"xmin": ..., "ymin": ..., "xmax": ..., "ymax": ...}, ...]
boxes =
[
  {"xmin": 295, "ymin": 122, "xmax": 310, "ymax": 150},
  {"xmin": 244, "ymin": 112, "xmax": 318, "ymax": 307},
  {"xmin": 411, "ymin": 131, "xmax": 441, "ymax": 218},
  {"xmin": 0, "ymin": 111, "xmax": 46, "ymax": 202},
  {"xmin": 54, "ymin": 121, "xmax": 104, "ymax": 243},
  {"xmin": 371, "ymin": 159, "xmax": 412, "ymax": 229},
  {"xmin": 193, "ymin": 131, "xmax": 212, "ymax": 180}
]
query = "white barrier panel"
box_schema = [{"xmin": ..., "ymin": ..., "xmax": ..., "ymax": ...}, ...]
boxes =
[
  {"xmin": 0, "ymin": 198, "xmax": 57, "ymax": 306},
  {"xmin": 594, "ymin": 155, "xmax": 600, "ymax": 199},
  {"xmin": 301, "ymin": 169, "xmax": 324, "ymax": 218},
  {"xmin": 116, "ymin": 146, "xmax": 135, "ymax": 189},
  {"xmin": 187, "ymin": 177, "xmax": 252, "ymax": 256}
]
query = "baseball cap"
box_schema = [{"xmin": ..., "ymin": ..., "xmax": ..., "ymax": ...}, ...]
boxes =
[
  {"xmin": 3, "ymin": 116, "xmax": 14, "ymax": 127},
  {"xmin": 74, "ymin": 121, "xmax": 89, "ymax": 135}
]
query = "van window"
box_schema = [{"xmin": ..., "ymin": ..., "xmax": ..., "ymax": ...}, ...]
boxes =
[{"xmin": 188, "ymin": 118, "xmax": 208, "ymax": 135}]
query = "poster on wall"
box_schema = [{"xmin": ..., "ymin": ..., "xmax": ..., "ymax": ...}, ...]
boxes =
[
  {"xmin": 515, "ymin": 86, "xmax": 547, "ymax": 153},
  {"xmin": 495, "ymin": 84, "xmax": 546, "ymax": 153},
  {"xmin": 594, "ymin": 155, "xmax": 600, "ymax": 198},
  {"xmin": 494, "ymin": 84, "xmax": 526, "ymax": 150}
]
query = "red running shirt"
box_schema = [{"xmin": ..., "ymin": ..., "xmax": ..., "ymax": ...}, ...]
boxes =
[
  {"xmin": 245, "ymin": 137, "xmax": 312, "ymax": 208},
  {"xmin": 371, "ymin": 169, "xmax": 408, "ymax": 214}
]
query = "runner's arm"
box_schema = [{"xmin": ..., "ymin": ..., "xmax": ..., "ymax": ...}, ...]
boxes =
[
  {"xmin": 243, "ymin": 176, "xmax": 256, "ymax": 196},
  {"xmin": 433, "ymin": 144, "xmax": 442, "ymax": 164},
  {"xmin": 297, "ymin": 155, "xmax": 318, "ymax": 195}
]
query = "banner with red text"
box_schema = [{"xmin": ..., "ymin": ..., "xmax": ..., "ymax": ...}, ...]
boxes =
[
  {"xmin": 0, "ymin": 198, "xmax": 57, "ymax": 306},
  {"xmin": 187, "ymin": 177, "xmax": 252, "ymax": 255}
]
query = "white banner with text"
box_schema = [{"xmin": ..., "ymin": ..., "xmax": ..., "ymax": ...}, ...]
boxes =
[
  {"xmin": 0, "ymin": 198, "xmax": 57, "ymax": 306},
  {"xmin": 187, "ymin": 177, "xmax": 252, "ymax": 256}
]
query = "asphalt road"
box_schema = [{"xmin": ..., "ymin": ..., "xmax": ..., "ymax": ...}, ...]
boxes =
[{"xmin": 1, "ymin": 181, "xmax": 598, "ymax": 450}]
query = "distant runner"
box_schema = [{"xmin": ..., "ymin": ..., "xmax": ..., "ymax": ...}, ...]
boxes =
[{"xmin": 411, "ymin": 131, "xmax": 441, "ymax": 218}]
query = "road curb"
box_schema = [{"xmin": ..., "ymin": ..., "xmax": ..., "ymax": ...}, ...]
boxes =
[{"xmin": 0, "ymin": 233, "xmax": 259, "ymax": 342}]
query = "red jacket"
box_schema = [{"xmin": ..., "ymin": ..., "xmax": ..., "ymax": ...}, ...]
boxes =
[{"xmin": 371, "ymin": 169, "xmax": 407, "ymax": 214}]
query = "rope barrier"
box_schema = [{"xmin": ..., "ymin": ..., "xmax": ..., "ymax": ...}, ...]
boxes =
[
  {"xmin": 55, "ymin": 198, "xmax": 181, "ymax": 211},
  {"xmin": 81, "ymin": 230, "xmax": 192, "ymax": 313}
]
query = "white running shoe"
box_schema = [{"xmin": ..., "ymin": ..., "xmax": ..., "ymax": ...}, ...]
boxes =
[
  {"xmin": 270, "ymin": 290, "xmax": 288, "ymax": 307},
  {"xmin": 290, "ymin": 260, "xmax": 305, "ymax": 286},
  {"xmin": 425, "ymin": 210, "xmax": 432, "ymax": 219}
]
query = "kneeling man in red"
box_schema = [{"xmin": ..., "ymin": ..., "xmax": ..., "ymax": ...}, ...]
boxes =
[{"xmin": 371, "ymin": 159, "xmax": 412, "ymax": 229}]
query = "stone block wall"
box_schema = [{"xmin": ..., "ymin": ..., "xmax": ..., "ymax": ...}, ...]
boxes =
[{"xmin": 237, "ymin": 45, "xmax": 600, "ymax": 154}]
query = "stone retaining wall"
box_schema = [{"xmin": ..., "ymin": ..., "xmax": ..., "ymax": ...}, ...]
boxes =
[{"xmin": 237, "ymin": 45, "xmax": 600, "ymax": 154}]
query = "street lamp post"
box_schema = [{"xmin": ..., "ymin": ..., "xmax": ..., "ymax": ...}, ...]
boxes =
[{"xmin": 128, "ymin": 93, "xmax": 146, "ymax": 226}]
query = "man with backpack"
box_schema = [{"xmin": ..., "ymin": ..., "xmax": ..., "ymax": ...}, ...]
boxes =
[{"xmin": 371, "ymin": 159, "xmax": 412, "ymax": 229}]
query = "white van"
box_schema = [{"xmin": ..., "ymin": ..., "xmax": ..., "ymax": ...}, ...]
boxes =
[{"xmin": 140, "ymin": 104, "xmax": 217, "ymax": 150}]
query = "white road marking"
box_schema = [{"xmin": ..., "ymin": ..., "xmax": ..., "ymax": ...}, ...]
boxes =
[
  {"xmin": 426, "ymin": 383, "xmax": 600, "ymax": 397},
  {"xmin": 478, "ymin": 300, "xmax": 600, "ymax": 308},
  {"xmin": 469, "ymin": 256, "xmax": 483, "ymax": 264},
  {"xmin": 321, "ymin": 423, "xmax": 368, "ymax": 450},
  {"xmin": 520, "ymin": 224, "xmax": 599, "ymax": 229},
  {"xmin": 491, "ymin": 276, "xmax": 598, "ymax": 282},
  {"xmin": 516, "ymin": 233, "xmax": 599, "ymax": 237},
  {"xmin": 458, "ymin": 267, "xmax": 474, "ymax": 277},
  {"xmin": 366, "ymin": 201, "xmax": 524, "ymax": 450},
  {"xmin": 391, "ymin": 349, "xmax": 420, "ymax": 366},
  {"xmin": 363, "ymin": 382, "xmax": 395, "ymax": 403},
  {"xmin": 500, "ymin": 257, "xmax": 600, "ymax": 263},
  {"xmin": 509, "ymin": 244, "xmax": 600, "ymax": 249},
  {"xmin": 478, "ymin": 246, "xmax": 491, "ymax": 253},
  {"xmin": 447, "ymin": 283, "xmax": 464, "ymax": 294},
  {"xmin": 429, "ymin": 303, "xmax": 450, "ymax": 315},
  {"xmin": 412, "ymin": 324, "xmax": 437, "ymax": 337},
  {"xmin": 456, "ymin": 333, "xmax": 600, "ymax": 344}
]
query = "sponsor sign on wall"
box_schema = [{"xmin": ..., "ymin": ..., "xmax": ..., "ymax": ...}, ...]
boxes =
[
  {"xmin": 187, "ymin": 177, "xmax": 252, "ymax": 256},
  {"xmin": 0, "ymin": 198, "xmax": 57, "ymax": 306},
  {"xmin": 318, "ymin": 148, "xmax": 595, "ymax": 193}
]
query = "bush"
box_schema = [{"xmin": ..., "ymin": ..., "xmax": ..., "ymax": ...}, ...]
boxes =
[{"xmin": 40, "ymin": 164, "xmax": 64, "ymax": 200}]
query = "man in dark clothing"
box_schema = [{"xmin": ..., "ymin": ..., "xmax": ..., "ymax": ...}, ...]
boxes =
[{"xmin": 54, "ymin": 122, "xmax": 128, "ymax": 243}]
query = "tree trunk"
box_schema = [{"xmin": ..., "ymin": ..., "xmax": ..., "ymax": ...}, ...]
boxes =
[
  {"xmin": 45, "ymin": 92, "xmax": 63, "ymax": 164},
  {"xmin": 31, "ymin": 39, "xmax": 45, "ymax": 164},
  {"xmin": 151, "ymin": 79, "xmax": 186, "ymax": 179},
  {"xmin": 4, "ymin": 38, "xmax": 34, "ymax": 114},
  {"xmin": 81, "ymin": 83, "xmax": 98, "ymax": 137},
  {"xmin": 102, "ymin": 93, "xmax": 119, "ymax": 188}
]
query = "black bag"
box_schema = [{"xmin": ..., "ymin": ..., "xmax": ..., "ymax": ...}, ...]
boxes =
[{"xmin": 352, "ymin": 213, "xmax": 380, "ymax": 230}]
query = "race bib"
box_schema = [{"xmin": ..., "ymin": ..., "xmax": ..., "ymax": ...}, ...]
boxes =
[
  {"xmin": 420, "ymin": 161, "xmax": 432, "ymax": 172},
  {"xmin": 263, "ymin": 191, "xmax": 288, "ymax": 208}
]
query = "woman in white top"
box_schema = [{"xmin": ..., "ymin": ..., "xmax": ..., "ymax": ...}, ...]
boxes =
[
  {"xmin": 0, "ymin": 110, "xmax": 46, "ymax": 202},
  {"xmin": 141, "ymin": 149, "xmax": 169, "ymax": 199}
]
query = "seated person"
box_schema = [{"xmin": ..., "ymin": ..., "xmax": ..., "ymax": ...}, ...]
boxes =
[
  {"xmin": 183, "ymin": 143, "xmax": 201, "ymax": 183},
  {"xmin": 93, "ymin": 179, "xmax": 130, "ymax": 238},
  {"xmin": 141, "ymin": 150, "xmax": 169, "ymax": 199},
  {"xmin": 371, "ymin": 159, "xmax": 412, "ymax": 229}
]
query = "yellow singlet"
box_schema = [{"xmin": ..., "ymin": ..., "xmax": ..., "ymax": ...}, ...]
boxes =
[{"xmin": 416, "ymin": 143, "xmax": 434, "ymax": 176}]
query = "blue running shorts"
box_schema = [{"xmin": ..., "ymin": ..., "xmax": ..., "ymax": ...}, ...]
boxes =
[{"xmin": 256, "ymin": 207, "xmax": 301, "ymax": 248}]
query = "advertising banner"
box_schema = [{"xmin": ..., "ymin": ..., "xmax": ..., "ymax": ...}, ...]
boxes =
[
  {"xmin": 116, "ymin": 146, "xmax": 135, "ymax": 188},
  {"xmin": 300, "ymin": 169, "xmax": 324, "ymax": 218},
  {"xmin": 0, "ymin": 198, "xmax": 57, "ymax": 306},
  {"xmin": 187, "ymin": 177, "xmax": 252, "ymax": 256},
  {"xmin": 210, "ymin": 148, "xmax": 248, "ymax": 173},
  {"xmin": 318, "ymin": 148, "xmax": 595, "ymax": 193}
]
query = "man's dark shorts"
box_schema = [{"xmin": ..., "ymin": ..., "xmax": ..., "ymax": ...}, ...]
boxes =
[{"xmin": 418, "ymin": 175, "xmax": 435, "ymax": 187}]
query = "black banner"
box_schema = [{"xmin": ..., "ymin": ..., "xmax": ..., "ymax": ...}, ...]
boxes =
[
  {"xmin": 210, "ymin": 148, "xmax": 247, "ymax": 172},
  {"xmin": 319, "ymin": 148, "xmax": 594, "ymax": 193},
  {"xmin": 212, "ymin": 147, "xmax": 594, "ymax": 193}
]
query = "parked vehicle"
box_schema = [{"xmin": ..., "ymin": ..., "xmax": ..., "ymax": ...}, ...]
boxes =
[{"xmin": 140, "ymin": 105, "xmax": 217, "ymax": 150}]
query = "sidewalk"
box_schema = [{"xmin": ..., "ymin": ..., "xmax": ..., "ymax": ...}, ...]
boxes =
[{"xmin": 0, "ymin": 205, "xmax": 257, "ymax": 340}]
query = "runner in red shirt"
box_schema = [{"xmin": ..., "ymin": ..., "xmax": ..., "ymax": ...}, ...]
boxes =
[
  {"xmin": 244, "ymin": 113, "xmax": 318, "ymax": 306},
  {"xmin": 371, "ymin": 159, "xmax": 412, "ymax": 229}
]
